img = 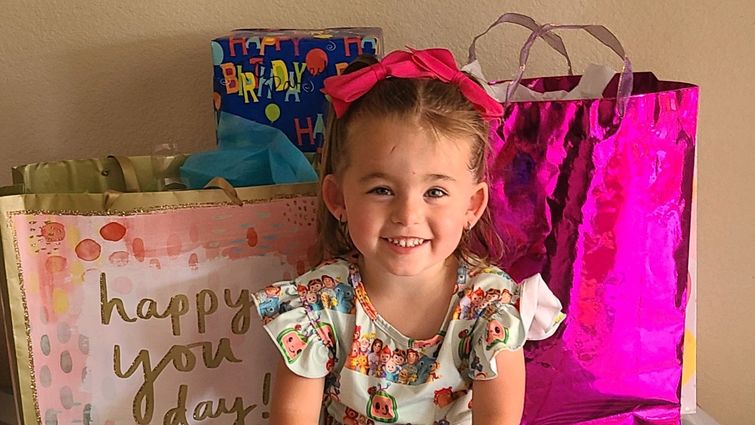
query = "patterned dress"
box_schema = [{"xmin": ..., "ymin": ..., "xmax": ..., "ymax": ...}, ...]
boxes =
[{"xmin": 252, "ymin": 256, "xmax": 565, "ymax": 425}]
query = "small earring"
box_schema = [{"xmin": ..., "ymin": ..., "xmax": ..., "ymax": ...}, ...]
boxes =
[
  {"xmin": 337, "ymin": 213, "xmax": 352, "ymax": 248},
  {"xmin": 465, "ymin": 222, "xmax": 474, "ymax": 231}
]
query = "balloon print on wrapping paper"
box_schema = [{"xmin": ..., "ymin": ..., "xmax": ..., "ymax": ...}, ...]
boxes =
[
  {"xmin": 305, "ymin": 48, "xmax": 328, "ymax": 76},
  {"xmin": 265, "ymin": 103, "xmax": 281, "ymax": 123}
]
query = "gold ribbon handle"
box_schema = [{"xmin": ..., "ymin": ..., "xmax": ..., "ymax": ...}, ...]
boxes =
[
  {"xmin": 204, "ymin": 177, "xmax": 243, "ymax": 206},
  {"xmin": 102, "ymin": 176, "xmax": 243, "ymax": 210},
  {"xmin": 103, "ymin": 189, "xmax": 122, "ymax": 210},
  {"xmin": 107, "ymin": 155, "xmax": 141, "ymax": 193}
]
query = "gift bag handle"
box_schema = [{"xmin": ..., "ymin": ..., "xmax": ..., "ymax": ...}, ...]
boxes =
[
  {"xmin": 103, "ymin": 176, "xmax": 243, "ymax": 210},
  {"xmin": 107, "ymin": 155, "xmax": 141, "ymax": 193},
  {"xmin": 509, "ymin": 22, "xmax": 634, "ymax": 116},
  {"xmin": 467, "ymin": 12, "xmax": 574, "ymax": 76},
  {"xmin": 204, "ymin": 177, "xmax": 243, "ymax": 206}
]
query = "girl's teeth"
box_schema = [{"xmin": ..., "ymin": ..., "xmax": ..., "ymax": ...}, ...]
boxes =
[{"xmin": 387, "ymin": 238, "xmax": 424, "ymax": 247}]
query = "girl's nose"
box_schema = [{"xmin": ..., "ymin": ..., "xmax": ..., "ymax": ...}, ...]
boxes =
[{"xmin": 391, "ymin": 196, "xmax": 421, "ymax": 225}]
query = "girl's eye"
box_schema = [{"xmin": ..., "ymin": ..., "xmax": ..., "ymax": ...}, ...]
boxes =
[
  {"xmin": 368, "ymin": 187, "xmax": 393, "ymax": 196},
  {"xmin": 425, "ymin": 188, "xmax": 447, "ymax": 198}
]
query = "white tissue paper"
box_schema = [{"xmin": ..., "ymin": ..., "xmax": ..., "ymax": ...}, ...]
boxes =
[{"xmin": 462, "ymin": 60, "xmax": 616, "ymax": 102}]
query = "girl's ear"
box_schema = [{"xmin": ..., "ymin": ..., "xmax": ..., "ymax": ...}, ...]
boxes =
[
  {"xmin": 322, "ymin": 174, "xmax": 347, "ymax": 221},
  {"xmin": 466, "ymin": 181, "xmax": 489, "ymax": 228}
]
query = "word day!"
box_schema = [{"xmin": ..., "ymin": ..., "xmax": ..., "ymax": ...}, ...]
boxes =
[{"xmin": 162, "ymin": 372, "xmax": 272, "ymax": 425}]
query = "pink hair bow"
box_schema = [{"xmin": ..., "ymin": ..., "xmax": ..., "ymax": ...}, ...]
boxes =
[{"xmin": 322, "ymin": 48, "xmax": 503, "ymax": 120}]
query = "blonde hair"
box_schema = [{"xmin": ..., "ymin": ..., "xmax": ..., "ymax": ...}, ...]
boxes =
[{"xmin": 315, "ymin": 55, "xmax": 503, "ymax": 267}]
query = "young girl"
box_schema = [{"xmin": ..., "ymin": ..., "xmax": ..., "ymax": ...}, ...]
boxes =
[{"xmin": 253, "ymin": 48, "xmax": 565, "ymax": 425}]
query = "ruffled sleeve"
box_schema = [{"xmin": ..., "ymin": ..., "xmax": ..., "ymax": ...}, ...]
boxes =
[
  {"xmin": 466, "ymin": 269, "xmax": 565, "ymax": 380},
  {"xmin": 516, "ymin": 273, "xmax": 566, "ymax": 341},
  {"xmin": 252, "ymin": 262, "xmax": 347, "ymax": 378}
]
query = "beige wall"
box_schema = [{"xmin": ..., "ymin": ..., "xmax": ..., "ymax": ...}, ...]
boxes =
[{"xmin": 0, "ymin": 0, "xmax": 752, "ymax": 423}]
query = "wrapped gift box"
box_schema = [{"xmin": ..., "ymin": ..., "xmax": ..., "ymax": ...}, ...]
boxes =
[{"xmin": 212, "ymin": 28, "xmax": 383, "ymax": 152}]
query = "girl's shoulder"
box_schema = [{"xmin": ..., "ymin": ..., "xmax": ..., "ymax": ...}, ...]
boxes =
[
  {"xmin": 298, "ymin": 256, "xmax": 354, "ymax": 284},
  {"xmin": 465, "ymin": 262, "xmax": 518, "ymax": 295}
]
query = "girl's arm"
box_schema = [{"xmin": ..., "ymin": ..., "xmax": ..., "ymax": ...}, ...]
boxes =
[
  {"xmin": 471, "ymin": 348, "xmax": 526, "ymax": 425},
  {"xmin": 269, "ymin": 358, "xmax": 325, "ymax": 425}
]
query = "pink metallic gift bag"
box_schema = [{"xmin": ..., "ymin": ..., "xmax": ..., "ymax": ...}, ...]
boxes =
[{"xmin": 467, "ymin": 14, "xmax": 698, "ymax": 424}]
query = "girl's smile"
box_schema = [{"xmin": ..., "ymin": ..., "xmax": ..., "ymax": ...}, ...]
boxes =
[{"xmin": 382, "ymin": 237, "xmax": 427, "ymax": 248}]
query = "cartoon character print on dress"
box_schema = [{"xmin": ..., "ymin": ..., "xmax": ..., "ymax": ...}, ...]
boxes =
[
  {"xmin": 451, "ymin": 265, "xmax": 469, "ymax": 319},
  {"xmin": 381, "ymin": 355, "xmax": 400, "ymax": 382},
  {"xmin": 396, "ymin": 368, "xmax": 411, "ymax": 385},
  {"xmin": 469, "ymin": 288, "xmax": 486, "ymax": 318},
  {"xmin": 359, "ymin": 335, "xmax": 373, "ymax": 357},
  {"xmin": 427, "ymin": 361, "xmax": 441, "ymax": 382},
  {"xmin": 393, "ymin": 349, "xmax": 440, "ymax": 384},
  {"xmin": 493, "ymin": 287, "xmax": 519, "ymax": 313},
  {"xmin": 455, "ymin": 271, "xmax": 520, "ymax": 320},
  {"xmin": 485, "ymin": 319, "xmax": 510, "ymax": 350},
  {"xmin": 276, "ymin": 317, "xmax": 337, "ymax": 364},
  {"xmin": 257, "ymin": 286, "xmax": 284, "ymax": 323},
  {"xmin": 344, "ymin": 332, "xmax": 441, "ymax": 385},
  {"xmin": 377, "ymin": 346, "xmax": 392, "ymax": 377},
  {"xmin": 276, "ymin": 325, "xmax": 309, "ymax": 363},
  {"xmin": 257, "ymin": 296, "xmax": 280, "ymax": 324},
  {"xmin": 400, "ymin": 349, "xmax": 419, "ymax": 385},
  {"xmin": 334, "ymin": 280, "xmax": 356, "ymax": 314},
  {"xmin": 346, "ymin": 326, "xmax": 369, "ymax": 374},
  {"xmin": 309, "ymin": 278, "xmax": 324, "ymax": 294},
  {"xmin": 347, "ymin": 261, "xmax": 362, "ymax": 286},
  {"xmin": 387, "ymin": 349, "xmax": 405, "ymax": 377},
  {"xmin": 454, "ymin": 264, "xmax": 467, "ymax": 290},
  {"xmin": 321, "ymin": 274, "xmax": 339, "ymax": 308},
  {"xmin": 366, "ymin": 384, "xmax": 399, "ymax": 423},
  {"xmin": 456, "ymin": 287, "xmax": 487, "ymax": 320},
  {"xmin": 297, "ymin": 278, "xmax": 325, "ymax": 312},
  {"xmin": 483, "ymin": 287, "xmax": 500, "ymax": 305},
  {"xmin": 457, "ymin": 329, "xmax": 473, "ymax": 359},
  {"xmin": 457, "ymin": 328, "xmax": 474, "ymax": 372},
  {"xmin": 455, "ymin": 288, "xmax": 472, "ymax": 319},
  {"xmin": 433, "ymin": 387, "xmax": 468, "ymax": 408},
  {"xmin": 367, "ymin": 338, "xmax": 384, "ymax": 375},
  {"xmin": 351, "ymin": 345, "xmax": 369, "ymax": 374},
  {"xmin": 315, "ymin": 321, "xmax": 338, "ymax": 352},
  {"xmin": 343, "ymin": 407, "xmax": 375, "ymax": 425},
  {"xmin": 414, "ymin": 355, "xmax": 437, "ymax": 383}
]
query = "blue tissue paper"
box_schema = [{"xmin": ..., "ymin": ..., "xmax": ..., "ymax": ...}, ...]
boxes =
[{"xmin": 181, "ymin": 112, "xmax": 318, "ymax": 189}]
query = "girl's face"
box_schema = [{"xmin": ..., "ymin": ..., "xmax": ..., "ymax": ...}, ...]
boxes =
[{"xmin": 323, "ymin": 116, "xmax": 488, "ymax": 282}]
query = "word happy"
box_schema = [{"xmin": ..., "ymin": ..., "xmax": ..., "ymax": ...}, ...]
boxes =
[{"xmin": 99, "ymin": 273, "xmax": 255, "ymax": 337}]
